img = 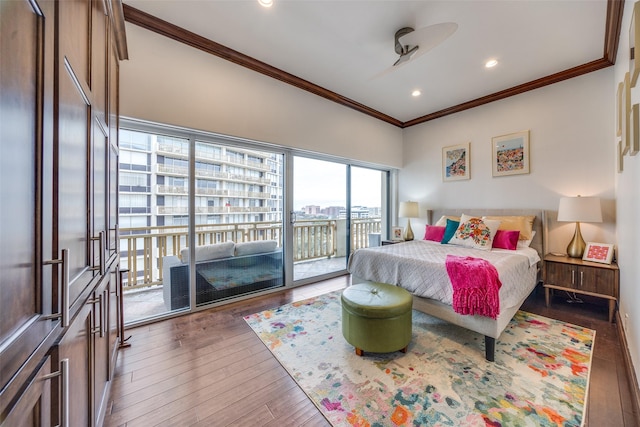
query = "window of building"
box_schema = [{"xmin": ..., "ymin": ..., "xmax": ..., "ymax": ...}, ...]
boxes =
[
  {"xmin": 195, "ymin": 142, "xmax": 222, "ymax": 159},
  {"xmin": 196, "ymin": 179, "xmax": 218, "ymax": 190},
  {"xmin": 119, "ymin": 216, "xmax": 149, "ymax": 229},
  {"xmin": 120, "ymin": 172, "xmax": 148, "ymax": 188},
  {"xmin": 120, "ymin": 129, "xmax": 151, "ymax": 151},
  {"xmin": 166, "ymin": 177, "xmax": 187, "ymax": 187},
  {"xmin": 227, "ymin": 150, "xmax": 244, "ymax": 163}
]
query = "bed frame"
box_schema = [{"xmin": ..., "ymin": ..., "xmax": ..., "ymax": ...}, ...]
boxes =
[{"xmin": 353, "ymin": 208, "xmax": 545, "ymax": 362}]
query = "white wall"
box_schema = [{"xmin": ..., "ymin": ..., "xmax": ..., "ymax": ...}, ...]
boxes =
[
  {"xmin": 400, "ymin": 69, "xmax": 616, "ymax": 253},
  {"xmin": 614, "ymin": 0, "xmax": 640, "ymax": 388},
  {"xmin": 120, "ymin": 24, "xmax": 403, "ymax": 168}
]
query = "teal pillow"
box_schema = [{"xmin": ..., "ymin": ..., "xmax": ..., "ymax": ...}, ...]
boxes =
[{"xmin": 441, "ymin": 219, "xmax": 460, "ymax": 244}]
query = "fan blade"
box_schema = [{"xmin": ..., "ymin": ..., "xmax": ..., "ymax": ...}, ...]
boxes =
[
  {"xmin": 370, "ymin": 22, "xmax": 457, "ymax": 80},
  {"xmin": 398, "ymin": 22, "xmax": 458, "ymax": 60}
]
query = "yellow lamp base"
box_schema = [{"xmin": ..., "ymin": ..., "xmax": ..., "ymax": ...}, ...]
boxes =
[
  {"xmin": 404, "ymin": 219, "xmax": 414, "ymax": 241},
  {"xmin": 566, "ymin": 222, "xmax": 586, "ymax": 258}
]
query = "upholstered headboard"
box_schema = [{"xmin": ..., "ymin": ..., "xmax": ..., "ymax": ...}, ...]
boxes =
[{"xmin": 430, "ymin": 208, "xmax": 545, "ymax": 261}]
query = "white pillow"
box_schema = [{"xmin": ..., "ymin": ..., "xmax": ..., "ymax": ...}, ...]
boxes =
[
  {"xmin": 234, "ymin": 240, "xmax": 278, "ymax": 256},
  {"xmin": 448, "ymin": 214, "xmax": 501, "ymax": 251},
  {"xmin": 435, "ymin": 215, "xmax": 460, "ymax": 227},
  {"xmin": 181, "ymin": 242, "xmax": 235, "ymax": 263},
  {"xmin": 517, "ymin": 231, "xmax": 536, "ymax": 249}
]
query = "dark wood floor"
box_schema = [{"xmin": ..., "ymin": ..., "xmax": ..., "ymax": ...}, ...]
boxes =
[{"xmin": 104, "ymin": 276, "xmax": 638, "ymax": 426}]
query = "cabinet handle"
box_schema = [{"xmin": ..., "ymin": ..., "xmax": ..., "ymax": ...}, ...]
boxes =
[
  {"xmin": 43, "ymin": 249, "xmax": 69, "ymax": 328},
  {"xmin": 571, "ymin": 269, "xmax": 575, "ymax": 286},
  {"xmin": 88, "ymin": 293, "xmax": 104, "ymax": 337},
  {"xmin": 580, "ymin": 271, "xmax": 584, "ymax": 288},
  {"xmin": 90, "ymin": 231, "xmax": 105, "ymax": 274},
  {"xmin": 42, "ymin": 358, "xmax": 69, "ymax": 427}
]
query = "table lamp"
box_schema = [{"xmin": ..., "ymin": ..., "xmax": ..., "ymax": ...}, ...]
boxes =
[
  {"xmin": 398, "ymin": 201, "xmax": 419, "ymax": 241},
  {"xmin": 557, "ymin": 196, "xmax": 602, "ymax": 258}
]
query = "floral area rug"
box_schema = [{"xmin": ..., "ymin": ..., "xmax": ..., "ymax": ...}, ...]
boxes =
[{"xmin": 244, "ymin": 291, "xmax": 594, "ymax": 427}]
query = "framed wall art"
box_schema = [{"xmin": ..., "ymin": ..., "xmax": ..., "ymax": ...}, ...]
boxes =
[
  {"xmin": 583, "ymin": 242, "xmax": 615, "ymax": 264},
  {"xmin": 442, "ymin": 142, "xmax": 470, "ymax": 182},
  {"xmin": 618, "ymin": 140, "xmax": 624, "ymax": 173},
  {"xmin": 617, "ymin": 81, "xmax": 623, "ymax": 137},
  {"xmin": 631, "ymin": 1, "xmax": 640, "ymax": 88},
  {"xmin": 492, "ymin": 130, "xmax": 530, "ymax": 177},
  {"xmin": 631, "ymin": 104, "xmax": 640, "ymax": 156},
  {"xmin": 623, "ymin": 72, "xmax": 631, "ymax": 154},
  {"xmin": 391, "ymin": 226, "xmax": 404, "ymax": 241}
]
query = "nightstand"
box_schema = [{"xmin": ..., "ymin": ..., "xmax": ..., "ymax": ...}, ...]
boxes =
[
  {"xmin": 543, "ymin": 254, "xmax": 619, "ymax": 322},
  {"xmin": 381, "ymin": 240, "xmax": 403, "ymax": 245}
]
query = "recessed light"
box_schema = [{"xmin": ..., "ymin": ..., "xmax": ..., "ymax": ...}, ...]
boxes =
[
  {"xmin": 485, "ymin": 59, "xmax": 498, "ymax": 68},
  {"xmin": 258, "ymin": 0, "xmax": 273, "ymax": 7},
  {"xmin": 411, "ymin": 90, "xmax": 421, "ymax": 97}
]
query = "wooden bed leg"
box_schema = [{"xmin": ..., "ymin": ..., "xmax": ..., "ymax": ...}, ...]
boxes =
[
  {"xmin": 400, "ymin": 346, "xmax": 408, "ymax": 353},
  {"xmin": 355, "ymin": 347, "xmax": 363, "ymax": 356},
  {"xmin": 484, "ymin": 336, "xmax": 495, "ymax": 362}
]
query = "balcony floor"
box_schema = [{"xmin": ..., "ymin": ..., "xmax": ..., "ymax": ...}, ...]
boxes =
[{"xmin": 123, "ymin": 256, "xmax": 348, "ymax": 324}]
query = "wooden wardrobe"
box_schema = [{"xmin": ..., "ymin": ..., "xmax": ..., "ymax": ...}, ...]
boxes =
[{"xmin": 1, "ymin": 1, "xmax": 127, "ymax": 425}]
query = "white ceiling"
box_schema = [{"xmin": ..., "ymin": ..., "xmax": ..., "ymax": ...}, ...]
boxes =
[{"xmin": 123, "ymin": 0, "xmax": 610, "ymax": 125}]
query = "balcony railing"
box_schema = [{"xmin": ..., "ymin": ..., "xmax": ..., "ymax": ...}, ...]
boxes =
[
  {"xmin": 156, "ymin": 164, "xmax": 272, "ymax": 185},
  {"xmin": 156, "ymin": 185, "xmax": 270, "ymax": 199},
  {"xmin": 120, "ymin": 218, "xmax": 381, "ymax": 291}
]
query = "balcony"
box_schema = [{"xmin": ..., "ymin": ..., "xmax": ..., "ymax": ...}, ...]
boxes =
[
  {"xmin": 157, "ymin": 143, "xmax": 273, "ymax": 173},
  {"xmin": 120, "ymin": 218, "xmax": 381, "ymax": 322}
]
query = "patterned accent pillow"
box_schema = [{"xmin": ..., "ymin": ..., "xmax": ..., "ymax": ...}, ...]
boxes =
[{"xmin": 448, "ymin": 214, "xmax": 501, "ymax": 251}]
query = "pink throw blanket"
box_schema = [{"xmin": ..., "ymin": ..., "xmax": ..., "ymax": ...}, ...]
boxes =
[{"xmin": 445, "ymin": 255, "xmax": 502, "ymax": 319}]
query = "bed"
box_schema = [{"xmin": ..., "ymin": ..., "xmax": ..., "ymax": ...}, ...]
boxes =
[{"xmin": 347, "ymin": 209, "xmax": 545, "ymax": 361}]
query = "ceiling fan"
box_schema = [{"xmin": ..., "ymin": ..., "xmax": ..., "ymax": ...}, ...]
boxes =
[{"xmin": 373, "ymin": 23, "xmax": 458, "ymax": 78}]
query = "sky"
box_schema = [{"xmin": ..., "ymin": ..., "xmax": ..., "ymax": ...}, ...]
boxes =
[{"xmin": 293, "ymin": 157, "xmax": 382, "ymax": 210}]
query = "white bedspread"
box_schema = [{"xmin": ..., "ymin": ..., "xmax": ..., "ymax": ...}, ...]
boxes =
[{"xmin": 347, "ymin": 240, "xmax": 540, "ymax": 310}]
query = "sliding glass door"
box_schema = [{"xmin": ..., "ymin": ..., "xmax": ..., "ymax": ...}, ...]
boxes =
[
  {"xmin": 119, "ymin": 123, "xmax": 285, "ymax": 325},
  {"xmin": 191, "ymin": 142, "xmax": 284, "ymax": 307},
  {"xmin": 350, "ymin": 166, "xmax": 385, "ymax": 251},
  {"xmin": 292, "ymin": 157, "xmax": 347, "ymax": 281},
  {"xmin": 292, "ymin": 158, "xmax": 387, "ymax": 283}
]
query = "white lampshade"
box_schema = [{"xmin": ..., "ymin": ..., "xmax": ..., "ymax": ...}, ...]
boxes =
[
  {"xmin": 557, "ymin": 196, "xmax": 602, "ymax": 223},
  {"xmin": 398, "ymin": 201, "xmax": 419, "ymax": 218}
]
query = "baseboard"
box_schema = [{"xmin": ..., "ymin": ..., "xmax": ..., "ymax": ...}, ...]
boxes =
[{"xmin": 616, "ymin": 311, "xmax": 640, "ymax": 423}]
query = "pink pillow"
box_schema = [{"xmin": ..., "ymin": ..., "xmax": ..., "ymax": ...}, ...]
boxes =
[
  {"xmin": 424, "ymin": 225, "xmax": 446, "ymax": 242},
  {"xmin": 492, "ymin": 230, "xmax": 520, "ymax": 250}
]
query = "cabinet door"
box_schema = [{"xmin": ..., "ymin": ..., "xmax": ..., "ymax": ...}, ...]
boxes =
[
  {"xmin": 1, "ymin": 356, "xmax": 52, "ymax": 426},
  {"xmin": 57, "ymin": 36, "xmax": 95, "ymax": 306},
  {"xmin": 93, "ymin": 274, "xmax": 112, "ymax": 426},
  {"xmin": 545, "ymin": 262, "xmax": 575, "ymax": 289},
  {"xmin": 54, "ymin": 0, "xmax": 97, "ymax": 304},
  {"xmin": 91, "ymin": 118, "xmax": 109, "ymax": 275},
  {"xmin": 54, "ymin": 303, "xmax": 93, "ymax": 427},
  {"xmin": 580, "ymin": 265, "xmax": 615, "ymax": 296},
  {"xmin": 107, "ymin": 38, "xmax": 120, "ymax": 261},
  {"xmin": 0, "ymin": 0, "xmax": 55, "ymax": 396},
  {"xmin": 90, "ymin": 0, "xmax": 111, "ymax": 274},
  {"xmin": 108, "ymin": 265, "xmax": 121, "ymax": 372}
]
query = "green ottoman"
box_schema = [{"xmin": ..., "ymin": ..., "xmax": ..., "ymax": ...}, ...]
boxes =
[{"xmin": 341, "ymin": 281, "xmax": 413, "ymax": 356}]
